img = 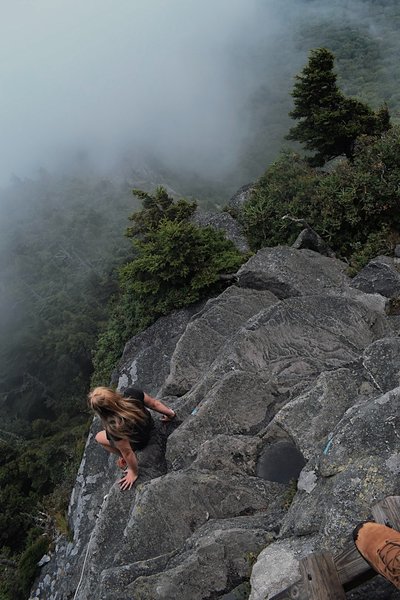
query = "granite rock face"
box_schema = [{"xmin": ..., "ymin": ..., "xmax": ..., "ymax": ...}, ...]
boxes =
[
  {"xmin": 111, "ymin": 303, "xmax": 203, "ymax": 395},
  {"xmin": 31, "ymin": 246, "xmax": 400, "ymax": 600},
  {"xmin": 350, "ymin": 255, "xmax": 400, "ymax": 298},
  {"xmin": 226, "ymin": 183, "xmax": 255, "ymax": 215},
  {"xmin": 236, "ymin": 246, "xmax": 348, "ymax": 296},
  {"xmin": 292, "ymin": 226, "xmax": 336, "ymax": 258},
  {"xmin": 191, "ymin": 209, "xmax": 249, "ymax": 253},
  {"xmin": 162, "ymin": 285, "xmax": 279, "ymax": 396}
]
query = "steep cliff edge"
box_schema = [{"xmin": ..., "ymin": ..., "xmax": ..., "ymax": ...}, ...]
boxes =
[{"xmin": 30, "ymin": 246, "xmax": 400, "ymax": 600}]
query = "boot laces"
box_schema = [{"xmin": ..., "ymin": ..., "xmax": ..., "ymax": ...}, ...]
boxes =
[{"xmin": 378, "ymin": 539, "xmax": 400, "ymax": 583}]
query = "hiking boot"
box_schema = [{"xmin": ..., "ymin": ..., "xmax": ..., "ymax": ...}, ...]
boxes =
[{"xmin": 353, "ymin": 521, "xmax": 400, "ymax": 589}]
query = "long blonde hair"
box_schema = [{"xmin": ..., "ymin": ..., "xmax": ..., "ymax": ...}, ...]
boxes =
[{"xmin": 88, "ymin": 387, "xmax": 147, "ymax": 439}]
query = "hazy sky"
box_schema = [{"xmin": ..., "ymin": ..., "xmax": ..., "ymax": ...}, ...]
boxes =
[
  {"xmin": 0, "ymin": 0, "xmax": 381, "ymax": 185},
  {"xmin": 0, "ymin": 0, "xmax": 277, "ymax": 183}
]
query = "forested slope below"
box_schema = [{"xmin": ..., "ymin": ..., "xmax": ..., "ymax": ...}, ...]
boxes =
[
  {"xmin": 0, "ymin": 174, "xmax": 137, "ymax": 598},
  {"xmin": 0, "ymin": 174, "xmax": 135, "ymax": 428}
]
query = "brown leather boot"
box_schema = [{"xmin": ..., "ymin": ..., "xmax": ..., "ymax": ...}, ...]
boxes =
[{"xmin": 353, "ymin": 521, "xmax": 400, "ymax": 589}]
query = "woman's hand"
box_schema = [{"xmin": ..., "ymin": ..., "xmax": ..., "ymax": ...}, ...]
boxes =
[
  {"xmin": 118, "ymin": 469, "xmax": 138, "ymax": 490},
  {"xmin": 143, "ymin": 394, "xmax": 176, "ymax": 421},
  {"xmin": 114, "ymin": 441, "xmax": 138, "ymax": 488},
  {"xmin": 161, "ymin": 410, "xmax": 176, "ymax": 422}
]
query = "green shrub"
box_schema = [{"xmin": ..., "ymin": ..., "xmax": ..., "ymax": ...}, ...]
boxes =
[
  {"xmin": 242, "ymin": 127, "xmax": 400, "ymax": 270},
  {"xmin": 18, "ymin": 535, "xmax": 49, "ymax": 597},
  {"xmin": 241, "ymin": 150, "xmax": 319, "ymax": 250},
  {"xmin": 120, "ymin": 219, "xmax": 245, "ymax": 325},
  {"xmin": 347, "ymin": 228, "xmax": 396, "ymax": 276}
]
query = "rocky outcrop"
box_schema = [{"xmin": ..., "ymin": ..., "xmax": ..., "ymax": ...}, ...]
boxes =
[
  {"xmin": 191, "ymin": 209, "xmax": 249, "ymax": 253},
  {"xmin": 226, "ymin": 183, "xmax": 254, "ymax": 216},
  {"xmin": 111, "ymin": 303, "xmax": 203, "ymax": 395},
  {"xmin": 161, "ymin": 285, "xmax": 278, "ymax": 396},
  {"xmin": 350, "ymin": 255, "xmax": 400, "ymax": 298},
  {"xmin": 31, "ymin": 249, "xmax": 400, "ymax": 600},
  {"xmin": 292, "ymin": 226, "xmax": 335, "ymax": 258},
  {"xmin": 250, "ymin": 383, "xmax": 400, "ymax": 600},
  {"xmin": 236, "ymin": 246, "xmax": 348, "ymax": 296}
]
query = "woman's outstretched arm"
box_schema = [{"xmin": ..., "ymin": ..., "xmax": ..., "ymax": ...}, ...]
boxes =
[{"xmin": 143, "ymin": 392, "xmax": 176, "ymax": 421}]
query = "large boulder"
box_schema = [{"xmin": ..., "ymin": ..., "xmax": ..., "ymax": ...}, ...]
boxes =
[
  {"xmin": 117, "ymin": 472, "xmax": 285, "ymax": 564},
  {"xmin": 265, "ymin": 366, "xmax": 375, "ymax": 460},
  {"xmin": 100, "ymin": 514, "xmax": 280, "ymax": 600},
  {"xmin": 111, "ymin": 303, "xmax": 203, "ymax": 395},
  {"xmin": 350, "ymin": 256, "xmax": 400, "ymax": 298},
  {"xmin": 30, "ymin": 247, "xmax": 399, "ymax": 600},
  {"xmin": 121, "ymin": 523, "xmax": 273, "ymax": 600},
  {"xmin": 166, "ymin": 294, "xmax": 388, "ymax": 472},
  {"xmin": 280, "ymin": 386, "xmax": 400, "ymax": 546},
  {"xmin": 71, "ymin": 469, "xmax": 286, "ymax": 599},
  {"xmin": 190, "ymin": 209, "xmax": 249, "ymax": 253},
  {"xmin": 166, "ymin": 371, "xmax": 280, "ymax": 470},
  {"xmin": 236, "ymin": 246, "xmax": 348, "ymax": 297},
  {"xmin": 162, "ymin": 285, "xmax": 278, "ymax": 397}
]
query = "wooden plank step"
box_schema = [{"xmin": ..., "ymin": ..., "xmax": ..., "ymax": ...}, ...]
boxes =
[
  {"xmin": 300, "ymin": 552, "xmax": 346, "ymax": 599},
  {"xmin": 268, "ymin": 578, "xmax": 308, "ymax": 599},
  {"xmin": 334, "ymin": 538, "xmax": 375, "ymax": 590},
  {"xmin": 372, "ymin": 496, "xmax": 400, "ymax": 530}
]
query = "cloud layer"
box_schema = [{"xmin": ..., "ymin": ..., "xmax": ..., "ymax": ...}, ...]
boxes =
[
  {"xmin": 1, "ymin": 1, "xmax": 270, "ymax": 182},
  {"xmin": 0, "ymin": 0, "xmax": 390, "ymax": 185}
]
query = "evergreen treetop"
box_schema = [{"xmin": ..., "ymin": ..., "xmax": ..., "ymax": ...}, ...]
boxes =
[
  {"xmin": 287, "ymin": 48, "xmax": 390, "ymax": 166},
  {"xmin": 126, "ymin": 186, "xmax": 197, "ymax": 240}
]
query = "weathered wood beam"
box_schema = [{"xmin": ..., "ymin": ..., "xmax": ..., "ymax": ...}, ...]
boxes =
[
  {"xmin": 334, "ymin": 539, "xmax": 375, "ymax": 590},
  {"xmin": 372, "ymin": 496, "xmax": 400, "ymax": 530},
  {"xmin": 300, "ymin": 552, "xmax": 346, "ymax": 599},
  {"xmin": 268, "ymin": 579, "xmax": 308, "ymax": 600}
]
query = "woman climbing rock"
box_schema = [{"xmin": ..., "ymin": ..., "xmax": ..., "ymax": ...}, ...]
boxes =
[{"xmin": 88, "ymin": 386, "xmax": 176, "ymax": 490}]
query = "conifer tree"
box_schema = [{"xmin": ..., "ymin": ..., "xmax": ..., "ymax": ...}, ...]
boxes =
[
  {"xmin": 121, "ymin": 187, "xmax": 244, "ymax": 323},
  {"xmin": 287, "ymin": 48, "xmax": 390, "ymax": 166},
  {"xmin": 126, "ymin": 186, "xmax": 196, "ymax": 240}
]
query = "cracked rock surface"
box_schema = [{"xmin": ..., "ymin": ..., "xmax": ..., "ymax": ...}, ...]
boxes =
[{"xmin": 30, "ymin": 248, "xmax": 400, "ymax": 600}]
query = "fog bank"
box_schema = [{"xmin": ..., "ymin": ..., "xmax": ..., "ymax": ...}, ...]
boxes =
[{"xmin": 0, "ymin": 0, "xmax": 394, "ymax": 186}]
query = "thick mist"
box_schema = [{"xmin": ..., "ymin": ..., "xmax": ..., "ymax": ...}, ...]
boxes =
[
  {"xmin": 1, "ymin": 0, "xmax": 388, "ymax": 187},
  {"xmin": 0, "ymin": 0, "xmax": 266, "ymax": 183}
]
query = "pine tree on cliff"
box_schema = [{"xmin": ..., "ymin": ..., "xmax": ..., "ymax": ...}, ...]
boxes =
[
  {"xmin": 121, "ymin": 187, "xmax": 245, "ymax": 324},
  {"xmin": 286, "ymin": 48, "xmax": 391, "ymax": 166}
]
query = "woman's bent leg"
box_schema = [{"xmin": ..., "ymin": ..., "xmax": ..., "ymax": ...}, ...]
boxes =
[{"xmin": 95, "ymin": 430, "xmax": 120, "ymax": 456}]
